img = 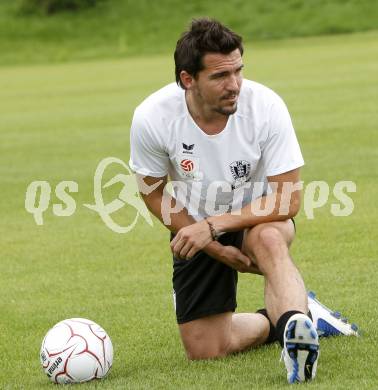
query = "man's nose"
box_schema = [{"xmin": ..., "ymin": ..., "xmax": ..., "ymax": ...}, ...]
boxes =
[{"xmin": 226, "ymin": 74, "xmax": 240, "ymax": 92}]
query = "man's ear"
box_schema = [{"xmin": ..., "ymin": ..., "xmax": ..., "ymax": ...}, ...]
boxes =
[{"xmin": 180, "ymin": 71, "xmax": 194, "ymax": 89}]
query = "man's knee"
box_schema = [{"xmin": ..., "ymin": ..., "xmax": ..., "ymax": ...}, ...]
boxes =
[
  {"xmin": 181, "ymin": 328, "xmax": 230, "ymax": 360},
  {"xmin": 179, "ymin": 315, "xmax": 232, "ymax": 360},
  {"xmin": 185, "ymin": 342, "xmax": 229, "ymax": 360},
  {"xmin": 244, "ymin": 225, "xmax": 288, "ymax": 269},
  {"xmin": 257, "ymin": 226, "xmax": 286, "ymax": 248},
  {"xmin": 249, "ymin": 225, "xmax": 286, "ymax": 251}
]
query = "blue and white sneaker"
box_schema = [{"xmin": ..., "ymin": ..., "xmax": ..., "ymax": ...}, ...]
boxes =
[
  {"xmin": 308, "ymin": 291, "xmax": 359, "ymax": 337},
  {"xmin": 282, "ymin": 313, "xmax": 319, "ymax": 384}
]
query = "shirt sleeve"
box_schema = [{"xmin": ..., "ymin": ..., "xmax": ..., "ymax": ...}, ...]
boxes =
[
  {"xmin": 129, "ymin": 108, "xmax": 169, "ymax": 177},
  {"xmin": 261, "ymin": 95, "xmax": 304, "ymax": 177}
]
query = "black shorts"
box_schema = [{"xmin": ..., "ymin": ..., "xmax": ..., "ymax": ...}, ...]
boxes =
[
  {"xmin": 171, "ymin": 218, "xmax": 295, "ymax": 324},
  {"xmin": 172, "ymin": 231, "xmax": 243, "ymax": 324}
]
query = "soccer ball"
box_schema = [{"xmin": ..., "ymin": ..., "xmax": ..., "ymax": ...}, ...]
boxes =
[{"xmin": 40, "ymin": 318, "xmax": 113, "ymax": 384}]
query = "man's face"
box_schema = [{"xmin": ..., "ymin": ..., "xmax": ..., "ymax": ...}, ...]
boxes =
[{"xmin": 191, "ymin": 49, "xmax": 243, "ymax": 116}]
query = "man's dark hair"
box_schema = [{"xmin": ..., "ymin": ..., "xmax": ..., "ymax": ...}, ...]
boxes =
[{"xmin": 174, "ymin": 18, "xmax": 243, "ymax": 89}]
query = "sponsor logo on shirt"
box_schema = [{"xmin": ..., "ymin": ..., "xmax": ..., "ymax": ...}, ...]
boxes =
[
  {"xmin": 180, "ymin": 159, "xmax": 194, "ymax": 172},
  {"xmin": 182, "ymin": 143, "xmax": 195, "ymax": 155},
  {"xmin": 177, "ymin": 156, "xmax": 203, "ymax": 180},
  {"xmin": 229, "ymin": 160, "xmax": 252, "ymax": 189}
]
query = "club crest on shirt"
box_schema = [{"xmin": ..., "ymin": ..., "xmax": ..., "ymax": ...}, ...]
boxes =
[{"xmin": 229, "ymin": 160, "xmax": 251, "ymax": 189}]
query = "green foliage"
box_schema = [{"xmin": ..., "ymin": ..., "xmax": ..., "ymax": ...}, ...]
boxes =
[
  {"xmin": 0, "ymin": 0, "xmax": 378, "ymax": 65},
  {"xmin": 18, "ymin": 0, "xmax": 97, "ymax": 15}
]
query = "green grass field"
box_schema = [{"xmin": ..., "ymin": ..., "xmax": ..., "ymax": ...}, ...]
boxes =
[
  {"xmin": 1, "ymin": 0, "xmax": 378, "ymax": 65},
  {"xmin": 1, "ymin": 31, "xmax": 377, "ymax": 388}
]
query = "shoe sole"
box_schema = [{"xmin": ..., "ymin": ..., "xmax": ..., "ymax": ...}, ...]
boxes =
[{"xmin": 284, "ymin": 314, "xmax": 319, "ymax": 383}]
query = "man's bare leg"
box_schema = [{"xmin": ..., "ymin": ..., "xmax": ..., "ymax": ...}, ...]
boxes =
[
  {"xmin": 179, "ymin": 311, "xmax": 270, "ymax": 360},
  {"xmin": 230, "ymin": 312, "xmax": 271, "ymax": 351},
  {"xmin": 242, "ymin": 219, "xmax": 321, "ymax": 384},
  {"xmin": 241, "ymin": 219, "xmax": 307, "ymax": 325},
  {"xmin": 178, "ymin": 218, "xmax": 306, "ymax": 360}
]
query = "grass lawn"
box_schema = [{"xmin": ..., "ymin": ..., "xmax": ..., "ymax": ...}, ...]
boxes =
[
  {"xmin": 0, "ymin": 31, "xmax": 377, "ymax": 388},
  {"xmin": 1, "ymin": 0, "xmax": 378, "ymax": 65}
]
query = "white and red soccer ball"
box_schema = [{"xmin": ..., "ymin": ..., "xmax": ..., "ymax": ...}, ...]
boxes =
[{"xmin": 40, "ymin": 318, "xmax": 113, "ymax": 384}]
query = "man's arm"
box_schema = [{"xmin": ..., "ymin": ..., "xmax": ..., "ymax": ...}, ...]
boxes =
[
  {"xmin": 137, "ymin": 174, "xmax": 199, "ymax": 232},
  {"xmin": 209, "ymin": 168, "xmax": 301, "ymax": 233},
  {"xmin": 170, "ymin": 168, "xmax": 301, "ymax": 258},
  {"xmin": 137, "ymin": 174, "xmax": 254, "ymax": 272}
]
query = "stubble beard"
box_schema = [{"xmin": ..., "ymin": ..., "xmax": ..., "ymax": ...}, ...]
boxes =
[
  {"xmin": 213, "ymin": 102, "xmax": 238, "ymax": 116},
  {"xmin": 193, "ymin": 87, "xmax": 238, "ymax": 117}
]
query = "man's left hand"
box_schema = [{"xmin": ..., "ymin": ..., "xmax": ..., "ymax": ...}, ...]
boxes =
[{"xmin": 170, "ymin": 220, "xmax": 213, "ymax": 259}]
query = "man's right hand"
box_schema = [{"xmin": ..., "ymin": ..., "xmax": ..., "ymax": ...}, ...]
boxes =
[
  {"xmin": 204, "ymin": 241, "xmax": 261, "ymax": 274},
  {"xmin": 220, "ymin": 245, "xmax": 262, "ymax": 274},
  {"xmin": 136, "ymin": 175, "xmax": 262, "ymax": 274}
]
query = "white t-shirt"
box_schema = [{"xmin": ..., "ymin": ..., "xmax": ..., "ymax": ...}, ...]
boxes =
[{"xmin": 129, "ymin": 80, "xmax": 304, "ymax": 221}]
